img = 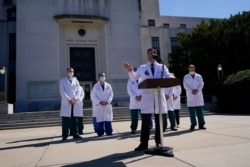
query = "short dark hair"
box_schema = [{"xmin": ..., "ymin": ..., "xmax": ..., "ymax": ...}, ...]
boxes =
[
  {"xmin": 147, "ymin": 48, "xmax": 153, "ymax": 52},
  {"xmin": 147, "ymin": 48, "xmax": 157, "ymax": 54},
  {"xmin": 66, "ymin": 67, "xmax": 74, "ymax": 71},
  {"xmin": 98, "ymin": 72, "xmax": 105, "ymax": 77}
]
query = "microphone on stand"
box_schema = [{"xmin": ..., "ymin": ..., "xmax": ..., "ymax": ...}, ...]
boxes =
[
  {"xmin": 153, "ymin": 53, "xmax": 163, "ymax": 64},
  {"xmin": 152, "ymin": 53, "xmax": 165, "ymax": 78}
]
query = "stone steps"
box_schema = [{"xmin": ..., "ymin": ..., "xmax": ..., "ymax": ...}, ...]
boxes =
[{"xmin": 0, "ymin": 107, "xmax": 215, "ymax": 130}]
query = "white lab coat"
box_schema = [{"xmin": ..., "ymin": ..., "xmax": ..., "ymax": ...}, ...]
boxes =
[
  {"xmin": 173, "ymin": 85, "xmax": 182, "ymax": 110},
  {"xmin": 127, "ymin": 79, "xmax": 141, "ymax": 109},
  {"xmin": 90, "ymin": 81, "xmax": 113, "ymax": 122},
  {"xmin": 164, "ymin": 87, "xmax": 174, "ymax": 111},
  {"xmin": 59, "ymin": 77, "xmax": 82, "ymax": 117},
  {"xmin": 183, "ymin": 73, "xmax": 204, "ymax": 107},
  {"xmin": 128, "ymin": 62, "xmax": 173, "ymax": 114},
  {"xmin": 74, "ymin": 86, "xmax": 85, "ymax": 117}
]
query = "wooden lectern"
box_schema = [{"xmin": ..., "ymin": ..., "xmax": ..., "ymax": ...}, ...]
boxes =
[
  {"xmin": 138, "ymin": 78, "xmax": 180, "ymax": 157},
  {"xmin": 138, "ymin": 78, "xmax": 180, "ymax": 89}
]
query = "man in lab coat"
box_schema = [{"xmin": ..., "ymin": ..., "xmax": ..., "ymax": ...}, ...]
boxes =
[
  {"xmin": 173, "ymin": 85, "xmax": 182, "ymax": 128},
  {"xmin": 124, "ymin": 48, "xmax": 173, "ymax": 151},
  {"xmin": 183, "ymin": 64, "xmax": 206, "ymax": 131},
  {"xmin": 91, "ymin": 72, "xmax": 114, "ymax": 137},
  {"xmin": 59, "ymin": 67, "xmax": 82, "ymax": 140},
  {"xmin": 164, "ymin": 86, "xmax": 178, "ymax": 131},
  {"xmin": 127, "ymin": 67, "xmax": 141, "ymax": 134},
  {"xmin": 70, "ymin": 84, "xmax": 85, "ymax": 135}
]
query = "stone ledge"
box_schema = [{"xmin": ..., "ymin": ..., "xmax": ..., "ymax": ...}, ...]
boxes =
[{"xmin": 0, "ymin": 103, "xmax": 13, "ymax": 114}]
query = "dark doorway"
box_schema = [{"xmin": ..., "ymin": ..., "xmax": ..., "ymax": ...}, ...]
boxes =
[{"xmin": 70, "ymin": 47, "xmax": 96, "ymax": 100}]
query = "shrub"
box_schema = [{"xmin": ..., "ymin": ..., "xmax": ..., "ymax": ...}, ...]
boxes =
[
  {"xmin": 223, "ymin": 70, "xmax": 250, "ymax": 85},
  {"xmin": 217, "ymin": 69, "xmax": 250, "ymax": 113}
]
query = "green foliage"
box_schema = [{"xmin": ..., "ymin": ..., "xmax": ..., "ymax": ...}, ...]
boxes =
[
  {"xmin": 223, "ymin": 69, "xmax": 250, "ymax": 85},
  {"xmin": 217, "ymin": 69, "xmax": 250, "ymax": 113},
  {"xmin": 169, "ymin": 11, "xmax": 250, "ymax": 95}
]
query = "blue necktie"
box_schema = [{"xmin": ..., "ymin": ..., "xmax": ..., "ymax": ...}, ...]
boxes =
[{"xmin": 151, "ymin": 63, "xmax": 154, "ymax": 76}]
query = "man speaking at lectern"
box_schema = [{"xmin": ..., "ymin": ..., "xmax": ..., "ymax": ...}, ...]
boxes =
[{"xmin": 124, "ymin": 48, "xmax": 173, "ymax": 151}]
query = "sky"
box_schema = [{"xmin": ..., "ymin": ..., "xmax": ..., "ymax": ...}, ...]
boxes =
[{"xmin": 159, "ymin": 0, "xmax": 250, "ymax": 19}]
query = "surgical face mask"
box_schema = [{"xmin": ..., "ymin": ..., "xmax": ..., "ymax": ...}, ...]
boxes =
[
  {"xmin": 100, "ymin": 76, "xmax": 106, "ymax": 81},
  {"xmin": 189, "ymin": 71, "xmax": 195, "ymax": 75},
  {"xmin": 68, "ymin": 72, "xmax": 74, "ymax": 78}
]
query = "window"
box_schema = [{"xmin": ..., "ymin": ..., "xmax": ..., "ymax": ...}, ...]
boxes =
[
  {"xmin": 8, "ymin": 33, "xmax": 16, "ymax": 103},
  {"xmin": 148, "ymin": 19, "xmax": 155, "ymax": 26},
  {"xmin": 138, "ymin": 0, "xmax": 141, "ymax": 11},
  {"xmin": 180, "ymin": 24, "xmax": 187, "ymax": 28},
  {"xmin": 170, "ymin": 37, "xmax": 178, "ymax": 46},
  {"xmin": 9, "ymin": 33, "xmax": 16, "ymax": 73},
  {"xmin": 6, "ymin": 7, "xmax": 16, "ymax": 21},
  {"xmin": 151, "ymin": 37, "xmax": 160, "ymax": 55},
  {"xmin": 3, "ymin": 0, "xmax": 12, "ymax": 5},
  {"xmin": 163, "ymin": 23, "xmax": 170, "ymax": 28}
]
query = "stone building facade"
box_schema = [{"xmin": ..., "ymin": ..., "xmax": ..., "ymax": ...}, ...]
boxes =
[{"xmin": 0, "ymin": 0, "xmax": 210, "ymax": 112}]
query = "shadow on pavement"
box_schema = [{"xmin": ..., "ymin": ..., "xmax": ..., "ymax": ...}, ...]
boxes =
[
  {"xmin": 1, "ymin": 131, "xmax": 140, "ymax": 151},
  {"xmin": 61, "ymin": 150, "xmax": 149, "ymax": 167},
  {"xmin": 163, "ymin": 129, "xmax": 194, "ymax": 137}
]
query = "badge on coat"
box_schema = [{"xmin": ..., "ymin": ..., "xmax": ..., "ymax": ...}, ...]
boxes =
[{"xmin": 145, "ymin": 70, "xmax": 149, "ymax": 75}]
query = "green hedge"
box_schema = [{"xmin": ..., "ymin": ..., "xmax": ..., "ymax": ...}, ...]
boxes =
[{"xmin": 217, "ymin": 69, "xmax": 250, "ymax": 113}]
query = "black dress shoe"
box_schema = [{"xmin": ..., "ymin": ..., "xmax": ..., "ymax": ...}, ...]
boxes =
[
  {"xmin": 131, "ymin": 130, "xmax": 136, "ymax": 134},
  {"xmin": 62, "ymin": 137, "xmax": 67, "ymax": 140},
  {"xmin": 171, "ymin": 128, "xmax": 178, "ymax": 131},
  {"xmin": 190, "ymin": 126, "xmax": 195, "ymax": 131},
  {"xmin": 199, "ymin": 126, "xmax": 206, "ymax": 130},
  {"xmin": 134, "ymin": 144, "xmax": 148, "ymax": 151},
  {"xmin": 73, "ymin": 135, "xmax": 82, "ymax": 139}
]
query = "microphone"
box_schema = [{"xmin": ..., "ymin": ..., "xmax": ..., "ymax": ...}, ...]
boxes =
[
  {"xmin": 153, "ymin": 54, "xmax": 162, "ymax": 64},
  {"xmin": 153, "ymin": 54, "xmax": 158, "ymax": 60}
]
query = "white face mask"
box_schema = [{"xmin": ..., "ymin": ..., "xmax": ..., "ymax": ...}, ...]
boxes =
[
  {"xmin": 68, "ymin": 72, "xmax": 74, "ymax": 78},
  {"xmin": 189, "ymin": 72, "xmax": 195, "ymax": 75},
  {"xmin": 100, "ymin": 76, "xmax": 106, "ymax": 81}
]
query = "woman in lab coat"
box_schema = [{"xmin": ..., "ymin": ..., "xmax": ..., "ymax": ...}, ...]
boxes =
[
  {"xmin": 91, "ymin": 73, "xmax": 114, "ymax": 136},
  {"xmin": 183, "ymin": 64, "xmax": 206, "ymax": 131}
]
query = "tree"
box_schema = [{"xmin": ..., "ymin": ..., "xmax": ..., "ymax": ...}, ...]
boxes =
[{"xmin": 168, "ymin": 11, "xmax": 250, "ymax": 95}]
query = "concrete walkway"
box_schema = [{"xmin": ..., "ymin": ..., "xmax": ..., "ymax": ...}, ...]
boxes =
[{"xmin": 0, "ymin": 114, "xmax": 250, "ymax": 167}]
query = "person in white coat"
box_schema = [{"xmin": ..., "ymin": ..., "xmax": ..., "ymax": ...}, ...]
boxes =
[
  {"xmin": 91, "ymin": 72, "xmax": 114, "ymax": 136},
  {"xmin": 59, "ymin": 67, "xmax": 82, "ymax": 140},
  {"xmin": 70, "ymin": 85, "xmax": 85, "ymax": 135},
  {"xmin": 173, "ymin": 85, "xmax": 182, "ymax": 128},
  {"xmin": 124, "ymin": 48, "xmax": 173, "ymax": 151},
  {"xmin": 164, "ymin": 87, "xmax": 178, "ymax": 131},
  {"xmin": 91, "ymin": 98, "xmax": 98, "ymax": 133},
  {"xmin": 127, "ymin": 67, "xmax": 141, "ymax": 134},
  {"xmin": 183, "ymin": 64, "xmax": 206, "ymax": 131}
]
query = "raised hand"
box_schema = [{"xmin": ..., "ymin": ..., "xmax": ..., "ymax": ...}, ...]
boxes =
[{"xmin": 123, "ymin": 62, "xmax": 132, "ymax": 71}]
